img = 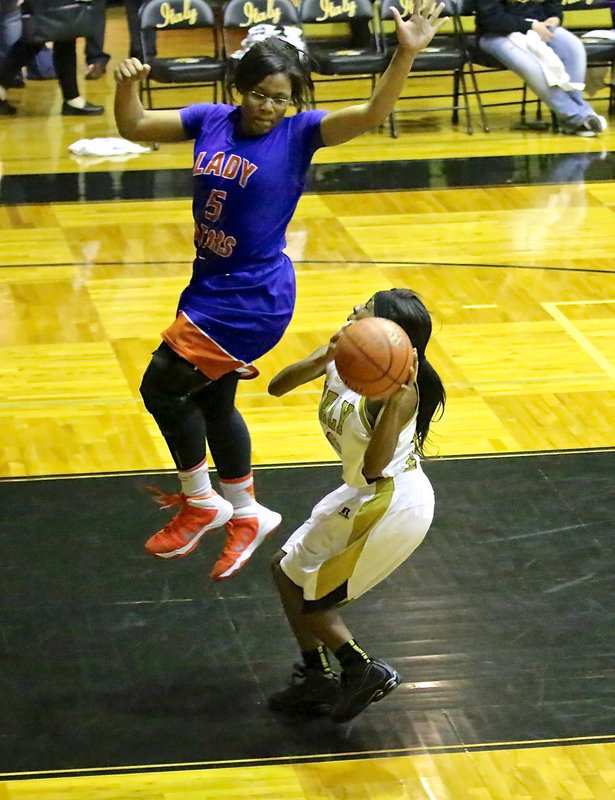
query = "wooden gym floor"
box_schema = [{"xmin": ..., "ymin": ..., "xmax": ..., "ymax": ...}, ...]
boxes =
[{"xmin": 1, "ymin": 5, "xmax": 614, "ymax": 798}]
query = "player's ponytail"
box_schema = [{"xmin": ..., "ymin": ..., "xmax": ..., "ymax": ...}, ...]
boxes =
[{"xmin": 373, "ymin": 288, "xmax": 445, "ymax": 456}]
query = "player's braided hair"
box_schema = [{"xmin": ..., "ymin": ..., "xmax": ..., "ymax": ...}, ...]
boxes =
[
  {"xmin": 373, "ymin": 288, "xmax": 446, "ymax": 456},
  {"xmin": 230, "ymin": 37, "xmax": 314, "ymax": 111}
]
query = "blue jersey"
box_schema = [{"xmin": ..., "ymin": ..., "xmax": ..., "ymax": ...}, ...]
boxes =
[{"xmin": 177, "ymin": 103, "xmax": 327, "ymax": 363}]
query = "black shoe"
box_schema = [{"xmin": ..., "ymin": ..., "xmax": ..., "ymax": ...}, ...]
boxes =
[
  {"xmin": 331, "ymin": 658, "xmax": 401, "ymax": 723},
  {"xmin": 0, "ymin": 99, "xmax": 17, "ymax": 116},
  {"xmin": 268, "ymin": 664, "xmax": 340, "ymax": 716},
  {"xmin": 62, "ymin": 101, "xmax": 104, "ymax": 116}
]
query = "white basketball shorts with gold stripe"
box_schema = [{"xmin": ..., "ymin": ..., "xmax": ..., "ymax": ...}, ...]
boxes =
[{"xmin": 280, "ymin": 467, "xmax": 434, "ymax": 611}]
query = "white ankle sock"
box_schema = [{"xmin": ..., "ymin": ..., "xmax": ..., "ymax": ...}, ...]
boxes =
[
  {"xmin": 179, "ymin": 458, "xmax": 212, "ymax": 498},
  {"xmin": 219, "ymin": 473, "xmax": 255, "ymax": 509}
]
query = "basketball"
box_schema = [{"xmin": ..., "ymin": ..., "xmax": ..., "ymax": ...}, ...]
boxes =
[{"xmin": 334, "ymin": 317, "xmax": 413, "ymax": 398}]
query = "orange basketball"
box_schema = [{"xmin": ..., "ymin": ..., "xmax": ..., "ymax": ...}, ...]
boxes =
[{"xmin": 334, "ymin": 317, "xmax": 413, "ymax": 398}]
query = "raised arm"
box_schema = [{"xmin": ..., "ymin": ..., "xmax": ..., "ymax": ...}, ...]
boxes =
[
  {"xmin": 268, "ymin": 344, "xmax": 331, "ymax": 396},
  {"xmin": 320, "ymin": 1, "xmax": 447, "ymax": 147},
  {"xmin": 362, "ymin": 350, "xmax": 419, "ymax": 480},
  {"xmin": 268, "ymin": 322, "xmax": 355, "ymax": 396},
  {"xmin": 114, "ymin": 58, "xmax": 189, "ymax": 143}
]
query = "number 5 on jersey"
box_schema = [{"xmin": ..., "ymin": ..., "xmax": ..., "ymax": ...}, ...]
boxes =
[{"xmin": 204, "ymin": 189, "xmax": 226, "ymax": 221}]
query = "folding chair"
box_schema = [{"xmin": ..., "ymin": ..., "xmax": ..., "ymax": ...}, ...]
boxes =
[
  {"xmin": 564, "ymin": 0, "xmax": 615, "ymax": 116},
  {"xmin": 297, "ymin": 0, "xmax": 387, "ymax": 109},
  {"xmin": 139, "ymin": 0, "xmax": 226, "ymax": 110},
  {"xmin": 378, "ymin": 0, "xmax": 475, "ymax": 136}
]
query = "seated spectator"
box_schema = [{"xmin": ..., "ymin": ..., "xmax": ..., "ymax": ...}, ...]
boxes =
[
  {"xmin": 0, "ymin": 0, "xmax": 104, "ymax": 116},
  {"xmin": 1, "ymin": 37, "xmax": 104, "ymax": 114},
  {"xmin": 475, "ymin": 0, "xmax": 607, "ymax": 136}
]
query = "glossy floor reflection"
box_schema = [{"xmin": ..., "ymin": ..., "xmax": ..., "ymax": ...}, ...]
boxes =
[
  {"xmin": 2, "ymin": 449, "xmax": 613, "ymax": 776},
  {"xmin": 1, "ymin": 151, "xmax": 614, "ymax": 205}
]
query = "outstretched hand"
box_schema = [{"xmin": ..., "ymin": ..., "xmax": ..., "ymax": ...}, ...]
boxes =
[
  {"xmin": 391, "ymin": 1, "xmax": 448, "ymax": 55},
  {"xmin": 114, "ymin": 57, "xmax": 151, "ymax": 84}
]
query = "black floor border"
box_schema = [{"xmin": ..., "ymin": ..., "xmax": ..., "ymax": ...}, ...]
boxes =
[
  {"xmin": 2, "ymin": 449, "xmax": 613, "ymax": 779},
  {"xmin": 2, "ymin": 150, "xmax": 614, "ymax": 205}
]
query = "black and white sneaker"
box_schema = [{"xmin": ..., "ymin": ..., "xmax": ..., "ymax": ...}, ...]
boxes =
[
  {"xmin": 331, "ymin": 658, "xmax": 401, "ymax": 723},
  {"xmin": 585, "ymin": 114, "xmax": 608, "ymax": 133},
  {"xmin": 560, "ymin": 120, "xmax": 595, "ymax": 137},
  {"xmin": 559, "ymin": 114, "xmax": 597, "ymax": 137},
  {"xmin": 268, "ymin": 664, "xmax": 340, "ymax": 716}
]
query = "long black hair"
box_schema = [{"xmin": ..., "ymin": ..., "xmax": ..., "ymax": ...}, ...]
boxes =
[
  {"xmin": 229, "ymin": 37, "xmax": 313, "ymax": 110},
  {"xmin": 373, "ymin": 288, "xmax": 446, "ymax": 456}
]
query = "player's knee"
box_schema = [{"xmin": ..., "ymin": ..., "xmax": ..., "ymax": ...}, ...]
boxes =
[{"xmin": 140, "ymin": 348, "xmax": 191, "ymax": 426}]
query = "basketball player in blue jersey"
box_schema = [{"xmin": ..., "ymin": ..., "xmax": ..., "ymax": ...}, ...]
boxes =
[
  {"xmin": 267, "ymin": 289, "xmax": 446, "ymax": 722},
  {"xmin": 113, "ymin": 2, "xmax": 447, "ymax": 582}
]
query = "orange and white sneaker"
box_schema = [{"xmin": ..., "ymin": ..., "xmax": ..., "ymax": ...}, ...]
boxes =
[
  {"xmin": 145, "ymin": 488, "xmax": 233, "ymax": 559},
  {"xmin": 209, "ymin": 503, "xmax": 282, "ymax": 580}
]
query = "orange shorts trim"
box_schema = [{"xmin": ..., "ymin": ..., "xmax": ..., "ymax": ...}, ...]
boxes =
[{"xmin": 161, "ymin": 312, "xmax": 259, "ymax": 381}]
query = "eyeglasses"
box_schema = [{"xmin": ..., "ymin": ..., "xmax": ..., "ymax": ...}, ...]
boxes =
[{"xmin": 246, "ymin": 90, "xmax": 291, "ymax": 109}]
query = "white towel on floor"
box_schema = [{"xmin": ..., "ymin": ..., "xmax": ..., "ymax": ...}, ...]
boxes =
[
  {"xmin": 508, "ymin": 30, "xmax": 584, "ymax": 91},
  {"xmin": 68, "ymin": 138, "xmax": 150, "ymax": 157}
]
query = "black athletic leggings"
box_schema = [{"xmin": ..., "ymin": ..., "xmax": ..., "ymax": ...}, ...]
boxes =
[
  {"xmin": 0, "ymin": 39, "xmax": 80, "ymax": 101},
  {"xmin": 140, "ymin": 342, "xmax": 251, "ymax": 477}
]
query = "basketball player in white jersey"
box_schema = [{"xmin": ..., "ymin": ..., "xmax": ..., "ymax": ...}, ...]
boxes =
[{"xmin": 268, "ymin": 289, "xmax": 446, "ymax": 723}]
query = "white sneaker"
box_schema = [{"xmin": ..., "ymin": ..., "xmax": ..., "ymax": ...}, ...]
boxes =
[{"xmin": 210, "ymin": 503, "xmax": 282, "ymax": 580}]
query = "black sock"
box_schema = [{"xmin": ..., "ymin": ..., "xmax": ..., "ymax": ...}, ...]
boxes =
[
  {"xmin": 302, "ymin": 645, "xmax": 333, "ymax": 675},
  {"xmin": 335, "ymin": 639, "xmax": 372, "ymax": 670}
]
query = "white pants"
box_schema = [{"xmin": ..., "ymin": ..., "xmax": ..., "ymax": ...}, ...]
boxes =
[{"xmin": 280, "ymin": 467, "xmax": 434, "ymax": 609}]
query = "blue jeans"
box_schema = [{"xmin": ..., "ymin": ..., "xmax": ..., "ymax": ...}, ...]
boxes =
[
  {"xmin": 0, "ymin": 3, "xmax": 21, "ymax": 66},
  {"xmin": 0, "ymin": 39, "xmax": 80, "ymax": 100},
  {"xmin": 479, "ymin": 27, "xmax": 596, "ymax": 122}
]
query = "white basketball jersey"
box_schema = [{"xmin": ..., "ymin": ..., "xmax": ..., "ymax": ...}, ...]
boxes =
[{"xmin": 318, "ymin": 363, "xmax": 419, "ymax": 489}]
